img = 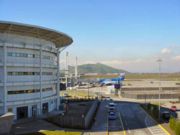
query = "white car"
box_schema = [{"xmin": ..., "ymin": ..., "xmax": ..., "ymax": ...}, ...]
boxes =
[
  {"xmin": 108, "ymin": 102, "xmax": 117, "ymax": 112},
  {"xmin": 109, "ymin": 102, "xmax": 116, "ymax": 107}
]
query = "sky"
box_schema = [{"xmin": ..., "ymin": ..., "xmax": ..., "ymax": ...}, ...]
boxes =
[{"xmin": 0, "ymin": 0, "xmax": 180, "ymax": 73}]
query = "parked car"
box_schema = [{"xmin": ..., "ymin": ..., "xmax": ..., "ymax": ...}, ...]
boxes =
[
  {"xmin": 108, "ymin": 111, "xmax": 117, "ymax": 120},
  {"xmin": 161, "ymin": 111, "xmax": 170, "ymax": 122},
  {"xmin": 170, "ymin": 106, "xmax": 177, "ymax": 112},
  {"xmin": 105, "ymin": 97, "xmax": 112, "ymax": 101},
  {"xmin": 108, "ymin": 106, "xmax": 116, "ymax": 112},
  {"xmin": 109, "ymin": 102, "xmax": 116, "ymax": 107},
  {"xmin": 108, "ymin": 102, "xmax": 116, "ymax": 112}
]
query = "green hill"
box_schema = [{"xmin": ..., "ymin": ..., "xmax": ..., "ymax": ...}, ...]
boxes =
[{"xmin": 68, "ymin": 63, "xmax": 129, "ymax": 74}]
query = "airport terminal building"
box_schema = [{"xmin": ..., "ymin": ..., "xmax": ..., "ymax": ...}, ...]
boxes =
[{"xmin": 0, "ymin": 21, "xmax": 73, "ymax": 120}]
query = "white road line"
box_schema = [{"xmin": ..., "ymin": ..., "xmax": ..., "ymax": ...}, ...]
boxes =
[{"xmin": 118, "ymin": 106, "xmax": 126, "ymax": 135}]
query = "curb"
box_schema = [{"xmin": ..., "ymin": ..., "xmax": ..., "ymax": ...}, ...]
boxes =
[{"xmin": 158, "ymin": 124, "xmax": 171, "ymax": 135}]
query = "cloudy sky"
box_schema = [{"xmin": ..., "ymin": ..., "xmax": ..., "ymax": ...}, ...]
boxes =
[{"xmin": 0, "ymin": 0, "xmax": 180, "ymax": 73}]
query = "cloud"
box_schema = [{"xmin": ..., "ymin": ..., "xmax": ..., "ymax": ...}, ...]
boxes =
[
  {"xmin": 173, "ymin": 55, "xmax": 180, "ymax": 61},
  {"xmin": 161, "ymin": 48, "xmax": 171, "ymax": 54},
  {"xmin": 59, "ymin": 46, "xmax": 180, "ymax": 73}
]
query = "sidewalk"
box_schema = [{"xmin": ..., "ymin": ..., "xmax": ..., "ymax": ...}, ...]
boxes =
[{"xmin": 11, "ymin": 119, "xmax": 63, "ymax": 135}]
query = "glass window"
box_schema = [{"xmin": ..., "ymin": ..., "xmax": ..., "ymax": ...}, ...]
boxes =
[
  {"xmin": 28, "ymin": 54, "xmax": 33, "ymax": 58},
  {"xmin": 8, "ymin": 108, "xmax": 13, "ymax": 112},
  {"xmin": 7, "ymin": 52, "xmax": 13, "ymax": 56},
  {"xmin": 8, "ymin": 88, "xmax": 40, "ymax": 95}
]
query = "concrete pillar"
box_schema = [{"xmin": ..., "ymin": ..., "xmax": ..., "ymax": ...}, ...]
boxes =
[
  {"xmin": 57, "ymin": 49, "xmax": 60, "ymax": 110},
  {"xmin": 39, "ymin": 45, "xmax": 42, "ymax": 114},
  {"xmin": 28, "ymin": 105, "xmax": 31, "ymax": 117},
  {"xmin": 3, "ymin": 43, "xmax": 7, "ymax": 114}
]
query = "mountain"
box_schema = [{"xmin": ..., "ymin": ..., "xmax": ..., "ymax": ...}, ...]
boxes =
[{"xmin": 68, "ymin": 63, "xmax": 129, "ymax": 74}]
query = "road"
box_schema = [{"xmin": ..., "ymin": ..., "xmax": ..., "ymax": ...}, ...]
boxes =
[
  {"xmin": 84, "ymin": 101, "xmax": 169, "ymax": 135},
  {"xmin": 118, "ymin": 102, "xmax": 168, "ymax": 135}
]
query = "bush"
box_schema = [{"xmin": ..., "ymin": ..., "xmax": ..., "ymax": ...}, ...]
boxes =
[
  {"xmin": 169, "ymin": 116, "xmax": 176, "ymax": 130},
  {"xmin": 175, "ymin": 121, "xmax": 180, "ymax": 135}
]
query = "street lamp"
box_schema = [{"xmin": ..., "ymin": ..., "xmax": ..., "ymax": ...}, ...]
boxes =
[{"xmin": 157, "ymin": 58, "xmax": 162, "ymax": 121}]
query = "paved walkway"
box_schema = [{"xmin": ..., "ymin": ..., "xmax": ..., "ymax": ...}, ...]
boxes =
[{"xmin": 11, "ymin": 119, "xmax": 63, "ymax": 135}]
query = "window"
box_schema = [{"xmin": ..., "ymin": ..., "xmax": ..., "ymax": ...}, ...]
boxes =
[
  {"xmin": 42, "ymin": 87, "xmax": 53, "ymax": 92},
  {"xmin": 43, "ymin": 55, "xmax": 51, "ymax": 60},
  {"xmin": 8, "ymin": 89, "xmax": 40, "ymax": 95},
  {"xmin": 8, "ymin": 88, "xmax": 53, "ymax": 95},
  {"xmin": 42, "ymin": 72, "xmax": 53, "ymax": 75},
  {"xmin": 8, "ymin": 108, "xmax": 13, "ymax": 112},
  {"xmin": 7, "ymin": 72, "xmax": 40, "ymax": 76},
  {"xmin": 28, "ymin": 54, "xmax": 33, "ymax": 58},
  {"xmin": 7, "ymin": 52, "xmax": 13, "ymax": 56},
  {"xmin": 7, "ymin": 52, "xmax": 40, "ymax": 58}
]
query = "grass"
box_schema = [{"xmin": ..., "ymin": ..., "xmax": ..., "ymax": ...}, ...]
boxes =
[
  {"xmin": 39, "ymin": 130, "xmax": 82, "ymax": 135},
  {"xmin": 60, "ymin": 89, "xmax": 96, "ymax": 98},
  {"xmin": 81, "ymin": 73, "xmax": 180, "ymax": 81},
  {"xmin": 25, "ymin": 130, "xmax": 82, "ymax": 135}
]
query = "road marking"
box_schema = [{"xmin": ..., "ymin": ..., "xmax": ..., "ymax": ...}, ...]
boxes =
[
  {"xmin": 142, "ymin": 107, "xmax": 171, "ymax": 135},
  {"xmin": 145, "ymin": 116, "xmax": 168, "ymax": 135},
  {"xmin": 119, "ymin": 112, "xmax": 126, "ymax": 135},
  {"xmin": 158, "ymin": 124, "xmax": 171, "ymax": 135}
]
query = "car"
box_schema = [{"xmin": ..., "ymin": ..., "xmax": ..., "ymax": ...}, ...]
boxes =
[
  {"xmin": 108, "ymin": 102, "xmax": 116, "ymax": 112},
  {"xmin": 108, "ymin": 106, "xmax": 116, "ymax": 112},
  {"xmin": 161, "ymin": 111, "xmax": 170, "ymax": 122},
  {"xmin": 108, "ymin": 111, "xmax": 117, "ymax": 120},
  {"xmin": 109, "ymin": 102, "xmax": 116, "ymax": 107},
  {"xmin": 105, "ymin": 97, "xmax": 112, "ymax": 101},
  {"xmin": 170, "ymin": 106, "xmax": 177, "ymax": 112}
]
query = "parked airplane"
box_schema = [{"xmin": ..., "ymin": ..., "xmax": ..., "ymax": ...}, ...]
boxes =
[{"xmin": 98, "ymin": 73, "xmax": 125, "ymax": 86}]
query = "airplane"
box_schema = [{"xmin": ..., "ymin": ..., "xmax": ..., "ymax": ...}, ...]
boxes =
[{"xmin": 98, "ymin": 73, "xmax": 125, "ymax": 86}]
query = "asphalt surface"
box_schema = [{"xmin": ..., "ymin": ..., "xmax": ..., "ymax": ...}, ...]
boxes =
[
  {"xmin": 89, "ymin": 100, "xmax": 124, "ymax": 135},
  {"xmin": 90, "ymin": 100, "xmax": 108, "ymax": 134},
  {"xmin": 85, "ymin": 100, "xmax": 169, "ymax": 135},
  {"xmin": 118, "ymin": 102, "xmax": 168, "ymax": 135},
  {"xmin": 119, "ymin": 102, "xmax": 151, "ymax": 135}
]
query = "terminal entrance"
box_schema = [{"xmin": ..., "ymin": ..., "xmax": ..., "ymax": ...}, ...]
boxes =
[
  {"xmin": 17, "ymin": 106, "xmax": 28, "ymax": 120},
  {"xmin": 42, "ymin": 102, "xmax": 48, "ymax": 114},
  {"xmin": 32, "ymin": 105, "xmax": 37, "ymax": 117}
]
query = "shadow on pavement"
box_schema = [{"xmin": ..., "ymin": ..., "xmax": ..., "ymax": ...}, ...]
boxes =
[{"xmin": 11, "ymin": 100, "xmax": 177, "ymax": 134}]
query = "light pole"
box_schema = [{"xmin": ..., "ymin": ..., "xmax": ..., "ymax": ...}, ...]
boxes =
[
  {"xmin": 88, "ymin": 82, "xmax": 90, "ymax": 99},
  {"xmin": 66, "ymin": 52, "xmax": 69, "ymax": 89},
  {"xmin": 157, "ymin": 58, "xmax": 162, "ymax": 121}
]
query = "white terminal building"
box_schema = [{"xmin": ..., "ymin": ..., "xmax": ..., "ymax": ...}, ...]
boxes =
[{"xmin": 0, "ymin": 21, "xmax": 73, "ymax": 120}]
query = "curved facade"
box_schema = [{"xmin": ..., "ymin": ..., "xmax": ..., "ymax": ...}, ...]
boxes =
[{"xmin": 0, "ymin": 21, "xmax": 72, "ymax": 120}]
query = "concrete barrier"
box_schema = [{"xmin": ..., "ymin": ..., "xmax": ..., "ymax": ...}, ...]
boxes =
[
  {"xmin": 0, "ymin": 113, "xmax": 14, "ymax": 135},
  {"xmin": 84, "ymin": 100, "xmax": 98, "ymax": 129}
]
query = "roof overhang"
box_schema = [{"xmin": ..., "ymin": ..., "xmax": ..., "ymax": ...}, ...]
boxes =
[{"xmin": 0, "ymin": 21, "xmax": 73, "ymax": 48}]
